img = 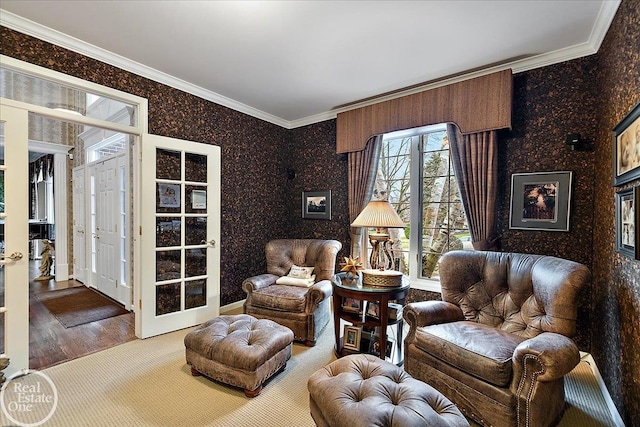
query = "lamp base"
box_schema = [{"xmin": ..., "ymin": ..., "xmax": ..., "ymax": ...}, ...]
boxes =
[{"xmin": 361, "ymin": 269, "xmax": 403, "ymax": 287}]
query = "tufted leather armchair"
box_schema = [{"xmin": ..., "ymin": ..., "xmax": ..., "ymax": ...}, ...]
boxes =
[
  {"xmin": 242, "ymin": 239, "xmax": 342, "ymax": 346},
  {"xmin": 404, "ymin": 250, "xmax": 590, "ymax": 427}
]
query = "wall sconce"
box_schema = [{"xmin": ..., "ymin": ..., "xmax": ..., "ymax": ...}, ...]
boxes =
[{"xmin": 566, "ymin": 133, "xmax": 583, "ymax": 151}]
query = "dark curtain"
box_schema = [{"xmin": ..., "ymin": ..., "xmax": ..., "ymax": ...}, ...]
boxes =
[
  {"xmin": 448, "ymin": 124, "xmax": 499, "ymax": 251},
  {"xmin": 28, "ymin": 154, "xmax": 54, "ymax": 220},
  {"xmin": 347, "ymin": 135, "xmax": 382, "ymax": 259}
]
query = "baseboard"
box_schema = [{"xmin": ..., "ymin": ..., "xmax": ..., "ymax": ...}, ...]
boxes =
[
  {"xmin": 579, "ymin": 352, "xmax": 625, "ymax": 426},
  {"xmin": 220, "ymin": 299, "xmax": 245, "ymax": 314}
]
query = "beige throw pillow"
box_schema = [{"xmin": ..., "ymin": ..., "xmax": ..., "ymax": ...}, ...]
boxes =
[
  {"xmin": 287, "ymin": 265, "xmax": 315, "ymax": 279},
  {"xmin": 276, "ymin": 275, "xmax": 316, "ymax": 287}
]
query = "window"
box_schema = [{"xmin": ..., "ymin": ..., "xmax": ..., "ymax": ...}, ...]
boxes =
[{"xmin": 374, "ymin": 124, "xmax": 471, "ymax": 291}]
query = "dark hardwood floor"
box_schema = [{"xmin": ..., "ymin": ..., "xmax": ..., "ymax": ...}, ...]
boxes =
[{"xmin": 1, "ymin": 260, "xmax": 136, "ymax": 370}]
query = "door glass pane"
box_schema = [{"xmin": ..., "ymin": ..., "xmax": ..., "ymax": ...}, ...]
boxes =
[
  {"xmin": 185, "ymin": 153, "xmax": 206, "ymax": 182},
  {"xmin": 156, "ymin": 250, "xmax": 181, "ymax": 282},
  {"xmin": 156, "ymin": 183, "xmax": 181, "ymax": 214},
  {"xmin": 156, "ymin": 283, "xmax": 181, "ymax": 315},
  {"xmin": 185, "ymin": 249, "xmax": 206, "ymax": 278},
  {"xmin": 185, "ymin": 185, "xmax": 207, "ymax": 214},
  {"xmin": 185, "ymin": 217, "xmax": 206, "ymax": 246},
  {"xmin": 156, "ymin": 217, "xmax": 181, "ymax": 247},
  {"xmin": 185, "ymin": 279, "xmax": 206, "ymax": 309},
  {"xmin": 156, "ymin": 149, "xmax": 181, "ymax": 180}
]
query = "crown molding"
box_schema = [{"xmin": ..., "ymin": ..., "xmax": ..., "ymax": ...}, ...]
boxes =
[
  {"xmin": 1, "ymin": 1, "xmax": 621, "ymax": 130},
  {"xmin": 0, "ymin": 10, "xmax": 289, "ymax": 129}
]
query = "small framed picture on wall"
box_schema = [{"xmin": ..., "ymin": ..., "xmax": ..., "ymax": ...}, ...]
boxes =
[
  {"xmin": 615, "ymin": 186, "xmax": 640, "ymax": 259},
  {"xmin": 613, "ymin": 101, "xmax": 640, "ymax": 186},
  {"xmin": 302, "ymin": 190, "xmax": 331, "ymax": 220}
]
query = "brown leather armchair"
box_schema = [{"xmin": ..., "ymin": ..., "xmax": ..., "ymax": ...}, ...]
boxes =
[
  {"xmin": 242, "ymin": 239, "xmax": 342, "ymax": 346},
  {"xmin": 404, "ymin": 250, "xmax": 590, "ymax": 427}
]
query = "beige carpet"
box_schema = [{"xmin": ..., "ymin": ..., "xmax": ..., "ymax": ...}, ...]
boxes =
[{"xmin": 0, "ymin": 322, "xmax": 618, "ymax": 427}]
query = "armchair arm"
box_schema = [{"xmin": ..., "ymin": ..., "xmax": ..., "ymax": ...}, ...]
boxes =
[
  {"xmin": 242, "ymin": 274, "xmax": 279, "ymax": 294},
  {"xmin": 404, "ymin": 301, "xmax": 464, "ymax": 341},
  {"xmin": 512, "ymin": 332, "xmax": 580, "ymax": 385},
  {"xmin": 404, "ymin": 301, "xmax": 464, "ymax": 328},
  {"xmin": 306, "ymin": 279, "xmax": 332, "ymax": 312}
]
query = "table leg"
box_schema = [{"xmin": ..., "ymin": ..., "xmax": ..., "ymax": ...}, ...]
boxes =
[
  {"xmin": 378, "ymin": 296, "xmax": 389, "ymax": 361},
  {"xmin": 333, "ymin": 293, "xmax": 341, "ymax": 356}
]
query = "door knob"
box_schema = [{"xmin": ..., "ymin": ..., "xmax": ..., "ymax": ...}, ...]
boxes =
[
  {"xmin": 201, "ymin": 239, "xmax": 216, "ymax": 248},
  {"xmin": 0, "ymin": 252, "xmax": 23, "ymax": 260},
  {"xmin": 0, "ymin": 252, "xmax": 24, "ymax": 264}
]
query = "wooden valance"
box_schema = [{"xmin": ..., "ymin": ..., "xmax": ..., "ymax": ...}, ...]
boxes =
[{"xmin": 336, "ymin": 69, "xmax": 512, "ymax": 153}]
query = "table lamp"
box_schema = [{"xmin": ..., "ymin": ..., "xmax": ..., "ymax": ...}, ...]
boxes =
[{"xmin": 351, "ymin": 200, "xmax": 404, "ymax": 286}]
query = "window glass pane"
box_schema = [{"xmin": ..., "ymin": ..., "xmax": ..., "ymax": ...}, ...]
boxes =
[
  {"xmin": 156, "ymin": 183, "xmax": 181, "ymax": 214},
  {"xmin": 0, "ymin": 68, "xmax": 138, "ymax": 127},
  {"xmin": 378, "ymin": 125, "xmax": 471, "ymax": 285}
]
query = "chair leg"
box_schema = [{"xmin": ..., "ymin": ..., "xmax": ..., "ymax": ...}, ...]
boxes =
[
  {"xmin": 304, "ymin": 339, "xmax": 316, "ymax": 347},
  {"xmin": 244, "ymin": 385, "xmax": 262, "ymax": 398}
]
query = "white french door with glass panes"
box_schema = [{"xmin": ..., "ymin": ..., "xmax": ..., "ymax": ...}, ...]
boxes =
[
  {"xmin": 138, "ymin": 135, "xmax": 220, "ymax": 338},
  {"xmin": 0, "ymin": 105, "xmax": 30, "ymax": 377}
]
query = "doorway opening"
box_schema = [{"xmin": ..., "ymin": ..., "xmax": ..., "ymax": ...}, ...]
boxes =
[{"xmin": 1, "ymin": 57, "xmax": 146, "ymax": 370}]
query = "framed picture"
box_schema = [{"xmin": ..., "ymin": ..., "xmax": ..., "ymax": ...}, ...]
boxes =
[
  {"xmin": 613, "ymin": 101, "xmax": 640, "ymax": 186},
  {"xmin": 302, "ymin": 190, "xmax": 331, "ymax": 220},
  {"xmin": 366, "ymin": 302, "xmax": 380, "ymax": 319},
  {"xmin": 509, "ymin": 171, "xmax": 573, "ymax": 231},
  {"xmin": 342, "ymin": 297, "xmax": 362, "ymax": 314},
  {"xmin": 369, "ymin": 337, "xmax": 395, "ymax": 360},
  {"xmin": 158, "ymin": 183, "xmax": 180, "ymax": 208},
  {"xmin": 343, "ymin": 325, "xmax": 361, "ymax": 351},
  {"xmin": 615, "ymin": 187, "xmax": 639, "ymax": 259}
]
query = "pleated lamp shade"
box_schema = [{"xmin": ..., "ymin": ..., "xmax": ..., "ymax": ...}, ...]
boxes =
[{"xmin": 351, "ymin": 200, "xmax": 404, "ymax": 228}]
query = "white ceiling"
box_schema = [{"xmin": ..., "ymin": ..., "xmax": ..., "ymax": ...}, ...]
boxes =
[{"xmin": 0, "ymin": 1, "xmax": 621, "ymax": 129}]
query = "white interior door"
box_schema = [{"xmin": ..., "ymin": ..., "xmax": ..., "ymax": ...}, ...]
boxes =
[
  {"xmin": 95, "ymin": 158, "xmax": 119, "ymax": 302},
  {"xmin": 0, "ymin": 104, "xmax": 30, "ymax": 377},
  {"xmin": 137, "ymin": 135, "xmax": 220, "ymax": 339},
  {"xmin": 72, "ymin": 166, "xmax": 87, "ymax": 284}
]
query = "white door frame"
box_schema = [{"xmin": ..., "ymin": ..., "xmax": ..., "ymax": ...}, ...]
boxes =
[{"xmin": 1, "ymin": 55, "xmax": 148, "ymax": 339}]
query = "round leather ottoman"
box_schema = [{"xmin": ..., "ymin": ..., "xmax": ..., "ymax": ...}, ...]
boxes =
[
  {"xmin": 184, "ymin": 314, "xmax": 294, "ymax": 397},
  {"xmin": 307, "ymin": 354, "xmax": 469, "ymax": 427}
]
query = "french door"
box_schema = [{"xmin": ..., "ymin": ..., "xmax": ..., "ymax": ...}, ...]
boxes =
[
  {"xmin": 0, "ymin": 105, "xmax": 30, "ymax": 377},
  {"xmin": 95, "ymin": 157, "xmax": 119, "ymax": 302},
  {"xmin": 137, "ymin": 135, "xmax": 220, "ymax": 338},
  {"xmin": 72, "ymin": 166, "xmax": 87, "ymax": 284}
]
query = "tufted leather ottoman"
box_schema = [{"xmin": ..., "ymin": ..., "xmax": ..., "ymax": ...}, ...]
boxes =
[
  {"xmin": 184, "ymin": 314, "xmax": 294, "ymax": 397},
  {"xmin": 307, "ymin": 354, "xmax": 469, "ymax": 427}
]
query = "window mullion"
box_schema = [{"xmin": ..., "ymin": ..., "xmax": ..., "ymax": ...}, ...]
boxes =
[{"xmin": 409, "ymin": 135, "xmax": 422, "ymax": 283}]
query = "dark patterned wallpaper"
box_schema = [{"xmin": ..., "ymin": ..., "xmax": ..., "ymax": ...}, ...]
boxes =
[
  {"xmin": 591, "ymin": 0, "xmax": 640, "ymax": 424},
  {"xmin": 0, "ymin": 26, "xmax": 290, "ymax": 306},
  {"xmin": 498, "ymin": 56, "xmax": 599, "ymax": 351},
  {"xmin": 287, "ymin": 120, "xmax": 350, "ymax": 261}
]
